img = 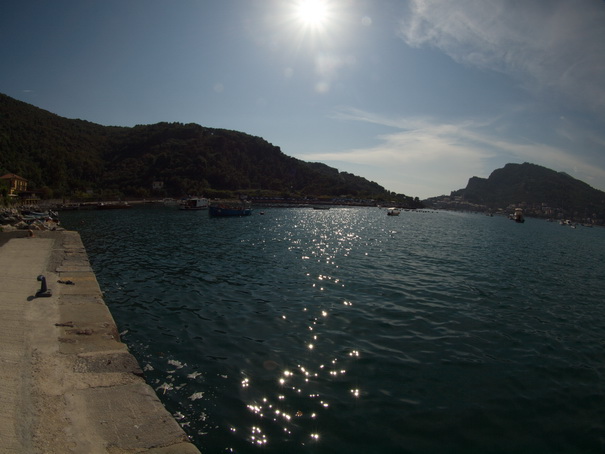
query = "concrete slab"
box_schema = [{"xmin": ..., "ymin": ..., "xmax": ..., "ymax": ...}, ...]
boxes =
[
  {"xmin": 0, "ymin": 231, "xmax": 201, "ymax": 453},
  {"xmin": 73, "ymin": 351, "xmax": 143, "ymax": 376},
  {"xmin": 55, "ymin": 272, "xmax": 102, "ymax": 295},
  {"xmin": 146, "ymin": 442, "xmax": 203, "ymax": 454},
  {"xmin": 58, "ymin": 294, "xmax": 125, "ymax": 355},
  {"xmin": 56, "ymin": 265, "xmax": 94, "ymax": 273},
  {"xmin": 69, "ymin": 383, "xmax": 190, "ymax": 451},
  {"xmin": 0, "ymin": 236, "xmax": 53, "ymax": 452}
]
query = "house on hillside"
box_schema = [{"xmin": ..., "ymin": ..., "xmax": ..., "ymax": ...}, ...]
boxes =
[
  {"xmin": 0, "ymin": 173, "xmax": 28, "ymax": 195},
  {"xmin": 0, "ymin": 173, "xmax": 39, "ymax": 205}
]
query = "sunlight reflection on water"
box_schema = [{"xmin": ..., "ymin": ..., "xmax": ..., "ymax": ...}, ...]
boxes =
[{"xmin": 61, "ymin": 206, "xmax": 605, "ymax": 454}]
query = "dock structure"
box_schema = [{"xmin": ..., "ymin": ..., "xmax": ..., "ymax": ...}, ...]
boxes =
[{"xmin": 0, "ymin": 230, "xmax": 200, "ymax": 453}]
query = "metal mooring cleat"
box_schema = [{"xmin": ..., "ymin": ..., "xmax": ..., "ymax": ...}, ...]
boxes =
[{"xmin": 35, "ymin": 275, "xmax": 52, "ymax": 298}]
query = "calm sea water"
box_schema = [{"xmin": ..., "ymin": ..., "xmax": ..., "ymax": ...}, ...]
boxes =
[{"xmin": 60, "ymin": 206, "xmax": 605, "ymax": 454}]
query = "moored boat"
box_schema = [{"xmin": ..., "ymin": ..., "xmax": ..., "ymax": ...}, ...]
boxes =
[
  {"xmin": 179, "ymin": 197, "xmax": 209, "ymax": 210},
  {"xmin": 209, "ymin": 200, "xmax": 252, "ymax": 217},
  {"xmin": 387, "ymin": 207, "xmax": 401, "ymax": 216},
  {"xmin": 510, "ymin": 208, "xmax": 525, "ymax": 223},
  {"xmin": 162, "ymin": 198, "xmax": 178, "ymax": 206},
  {"xmin": 20, "ymin": 209, "xmax": 59, "ymax": 221}
]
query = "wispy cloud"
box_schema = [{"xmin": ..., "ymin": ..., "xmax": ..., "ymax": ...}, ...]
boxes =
[
  {"xmin": 327, "ymin": 109, "xmax": 497, "ymax": 164},
  {"xmin": 398, "ymin": 0, "xmax": 605, "ymax": 115},
  {"xmin": 302, "ymin": 107, "xmax": 605, "ymax": 197}
]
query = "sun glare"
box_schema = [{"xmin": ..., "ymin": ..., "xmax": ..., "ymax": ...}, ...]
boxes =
[{"xmin": 296, "ymin": 0, "xmax": 328, "ymax": 27}]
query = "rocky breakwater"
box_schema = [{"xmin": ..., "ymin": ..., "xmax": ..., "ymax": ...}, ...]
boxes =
[
  {"xmin": 0, "ymin": 230, "xmax": 200, "ymax": 453},
  {"xmin": 0, "ymin": 207, "xmax": 61, "ymax": 233}
]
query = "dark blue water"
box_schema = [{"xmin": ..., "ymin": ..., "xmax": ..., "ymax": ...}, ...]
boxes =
[{"xmin": 60, "ymin": 206, "xmax": 605, "ymax": 453}]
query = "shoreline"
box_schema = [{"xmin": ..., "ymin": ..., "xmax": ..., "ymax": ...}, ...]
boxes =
[{"xmin": 0, "ymin": 230, "xmax": 200, "ymax": 453}]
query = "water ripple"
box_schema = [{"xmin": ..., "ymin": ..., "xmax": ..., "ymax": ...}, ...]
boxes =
[{"xmin": 61, "ymin": 206, "xmax": 605, "ymax": 454}]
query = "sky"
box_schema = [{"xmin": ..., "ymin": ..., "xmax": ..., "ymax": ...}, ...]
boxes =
[{"xmin": 1, "ymin": 0, "xmax": 605, "ymax": 199}]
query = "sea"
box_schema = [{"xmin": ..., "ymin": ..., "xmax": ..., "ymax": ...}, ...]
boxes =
[{"xmin": 59, "ymin": 205, "xmax": 605, "ymax": 454}]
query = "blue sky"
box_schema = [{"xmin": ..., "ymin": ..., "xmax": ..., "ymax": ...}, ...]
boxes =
[{"xmin": 2, "ymin": 0, "xmax": 604, "ymax": 198}]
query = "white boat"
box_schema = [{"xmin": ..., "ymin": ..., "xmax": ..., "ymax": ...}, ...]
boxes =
[
  {"xmin": 179, "ymin": 197, "xmax": 209, "ymax": 210},
  {"xmin": 387, "ymin": 207, "xmax": 401, "ymax": 216},
  {"xmin": 510, "ymin": 208, "xmax": 525, "ymax": 223},
  {"xmin": 162, "ymin": 198, "xmax": 178, "ymax": 206}
]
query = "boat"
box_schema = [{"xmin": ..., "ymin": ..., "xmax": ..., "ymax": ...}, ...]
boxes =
[
  {"xmin": 209, "ymin": 200, "xmax": 252, "ymax": 217},
  {"xmin": 510, "ymin": 208, "xmax": 525, "ymax": 223},
  {"xmin": 179, "ymin": 197, "xmax": 209, "ymax": 210},
  {"xmin": 387, "ymin": 207, "xmax": 401, "ymax": 216},
  {"xmin": 20, "ymin": 209, "xmax": 59, "ymax": 222},
  {"xmin": 162, "ymin": 198, "xmax": 178, "ymax": 206}
]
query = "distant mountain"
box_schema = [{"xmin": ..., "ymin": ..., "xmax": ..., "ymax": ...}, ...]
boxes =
[
  {"xmin": 0, "ymin": 93, "xmax": 421, "ymax": 206},
  {"xmin": 425, "ymin": 162, "xmax": 605, "ymax": 223}
]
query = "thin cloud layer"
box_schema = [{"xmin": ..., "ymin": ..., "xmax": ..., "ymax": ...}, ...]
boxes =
[
  {"xmin": 303, "ymin": 107, "xmax": 605, "ymax": 197},
  {"xmin": 398, "ymin": 0, "xmax": 605, "ymax": 115}
]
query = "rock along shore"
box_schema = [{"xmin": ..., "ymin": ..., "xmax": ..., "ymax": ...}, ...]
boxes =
[{"xmin": 0, "ymin": 230, "xmax": 200, "ymax": 454}]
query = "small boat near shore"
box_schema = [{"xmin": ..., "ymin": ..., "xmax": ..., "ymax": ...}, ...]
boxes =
[
  {"xmin": 179, "ymin": 197, "xmax": 209, "ymax": 210},
  {"xmin": 162, "ymin": 198, "xmax": 178, "ymax": 206},
  {"xmin": 209, "ymin": 200, "xmax": 252, "ymax": 217},
  {"xmin": 510, "ymin": 208, "xmax": 525, "ymax": 223},
  {"xmin": 387, "ymin": 207, "xmax": 401, "ymax": 216}
]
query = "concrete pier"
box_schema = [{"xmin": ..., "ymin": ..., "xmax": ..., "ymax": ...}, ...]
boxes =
[{"xmin": 0, "ymin": 230, "xmax": 201, "ymax": 453}]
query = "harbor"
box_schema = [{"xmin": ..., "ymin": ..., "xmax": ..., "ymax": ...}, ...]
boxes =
[
  {"xmin": 3, "ymin": 205, "xmax": 605, "ymax": 452},
  {"xmin": 57, "ymin": 205, "xmax": 605, "ymax": 453}
]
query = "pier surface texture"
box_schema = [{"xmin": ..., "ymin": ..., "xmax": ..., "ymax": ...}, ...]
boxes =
[{"xmin": 0, "ymin": 230, "xmax": 200, "ymax": 454}]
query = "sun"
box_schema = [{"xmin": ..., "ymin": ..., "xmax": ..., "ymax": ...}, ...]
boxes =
[{"xmin": 295, "ymin": 0, "xmax": 328, "ymax": 27}]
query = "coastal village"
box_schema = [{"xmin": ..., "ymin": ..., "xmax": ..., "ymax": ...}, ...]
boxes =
[
  {"xmin": 422, "ymin": 194, "xmax": 602, "ymax": 225},
  {"xmin": 2, "ymin": 172, "xmax": 602, "ymax": 231}
]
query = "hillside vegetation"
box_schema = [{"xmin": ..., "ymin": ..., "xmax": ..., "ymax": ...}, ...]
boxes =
[{"xmin": 0, "ymin": 93, "xmax": 420, "ymax": 206}]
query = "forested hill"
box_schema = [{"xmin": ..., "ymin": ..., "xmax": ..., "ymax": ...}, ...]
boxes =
[{"xmin": 0, "ymin": 93, "xmax": 420, "ymax": 205}]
